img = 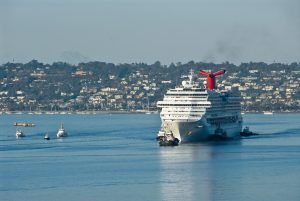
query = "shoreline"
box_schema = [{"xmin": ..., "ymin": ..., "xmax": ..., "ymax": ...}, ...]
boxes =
[
  {"xmin": 1, "ymin": 111, "xmax": 300, "ymax": 115},
  {"xmin": 0, "ymin": 110, "xmax": 157, "ymax": 115}
]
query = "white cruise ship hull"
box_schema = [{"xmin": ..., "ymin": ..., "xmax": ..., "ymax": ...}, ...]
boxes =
[{"xmin": 162, "ymin": 118, "xmax": 242, "ymax": 142}]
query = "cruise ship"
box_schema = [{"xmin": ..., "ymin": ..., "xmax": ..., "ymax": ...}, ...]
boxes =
[{"xmin": 156, "ymin": 69, "xmax": 243, "ymax": 143}]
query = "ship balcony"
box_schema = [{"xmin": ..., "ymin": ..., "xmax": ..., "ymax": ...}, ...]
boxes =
[{"xmin": 161, "ymin": 116, "xmax": 201, "ymax": 122}]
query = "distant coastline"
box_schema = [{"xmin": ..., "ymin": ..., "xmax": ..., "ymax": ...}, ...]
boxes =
[
  {"xmin": 1, "ymin": 110, "xmax": 300, "ymax": 115},
  {"xmin": 0, "ymin": 110, "xmax": 155, "ymax": 115},
  {"xmin": 1, "ymin": 60, "xmax": 299, "ymax": 112}
]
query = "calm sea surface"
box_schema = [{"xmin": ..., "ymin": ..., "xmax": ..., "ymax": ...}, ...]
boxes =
[{"xmin": 0, "ymin": 113, "xmax": 300, "ymax": 201}]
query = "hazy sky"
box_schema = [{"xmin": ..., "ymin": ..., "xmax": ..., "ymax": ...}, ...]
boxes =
[{"xmin": 0, "ymin": 0, "xmax": 299, "ymax": 64}]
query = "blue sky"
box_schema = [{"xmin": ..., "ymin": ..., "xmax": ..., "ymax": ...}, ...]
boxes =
[{"xmin": 0, "ymin": 0, "xmax": 299, "ymax": 64}]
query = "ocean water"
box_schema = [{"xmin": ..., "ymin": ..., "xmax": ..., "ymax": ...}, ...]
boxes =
[{"xmin": 0, "ymin": 113, "xmax": 300, "ymax": 201}]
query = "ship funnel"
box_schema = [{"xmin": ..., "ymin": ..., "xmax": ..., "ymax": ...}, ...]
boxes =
[{"xmin": 199, "ymin": 70, "xmax": 226, "ymax": 90}]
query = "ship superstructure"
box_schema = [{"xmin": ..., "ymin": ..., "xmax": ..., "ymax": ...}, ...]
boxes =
[
  {"xmin": 57, "ymin": 123, "xmax": 68, "ymax": 138},
  {"xmin": 157, "ymin": 69, "xmax": 242, "ymax": 143}
]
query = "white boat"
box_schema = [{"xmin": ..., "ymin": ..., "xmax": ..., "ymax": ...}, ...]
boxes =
[
  {"xmin": 57, "ymin": 123, "xmax": 68, "ymax": 137},
  {"xmin": 146, "ymin": 110, "xmax": 159, "ymax": 114},
  {"xmin": 263, "ymin": 111, "xmax": 273, "ymax": 115},
  {"xmin": 44, "ymin": 133, "xmax": 50, "ymax": 140},
  {"xmin": 16, "ymin": 129, "xmax": 25, "ymax": 138},
  {"xmin": 156, "ymin": 69, "xmax": 243, "ymax": 143}
]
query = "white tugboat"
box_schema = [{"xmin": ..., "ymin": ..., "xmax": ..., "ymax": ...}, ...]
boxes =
[
  {"xmin": 16, "ymin": 129, "xmax": 25, "ymax": 138},
  {"xmin": 156, "ymin": 69, "xmax": 243, "ymax": 143},
  {"xmin": 57, "ymin": 123, "xmax": 68, "ymax": 138}
]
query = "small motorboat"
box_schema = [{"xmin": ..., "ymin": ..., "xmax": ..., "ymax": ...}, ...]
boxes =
[
  {"xmin": 16, "ymin": 129, "xmax": 25, "ymax": 138},
  {"xmin": 14, "ymin": 122, "xmax": 35, "ymax": 127},
  {"xmin": 57, "ymin": 123, "xmax": 68, "ymax": 138},
  {"xmin": 44, "ymin": 133, "xmax": 50, "ymax": 140}
]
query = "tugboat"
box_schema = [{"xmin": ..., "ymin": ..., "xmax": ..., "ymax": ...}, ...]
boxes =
[
  {"xmin": 157, "ymin": 131, "xmax": 180, "ymax": 146},
  {"xmin": 240, "ymin": 126, "xmax": 258, "ymax": 137},
  {"xmin": 57, "ymin": 123, "xmax": 68, "ymax": 138},
  {"xmin": 209, "ymin": 127, "xmax": 229, "ymax": 140},
  {"xmin": 16, "ymin": 129, "xmax": 25, "ymax": 138},
  {"xmin": 44, "ymin": 133, "xmax": 50, "ymax": 140}
]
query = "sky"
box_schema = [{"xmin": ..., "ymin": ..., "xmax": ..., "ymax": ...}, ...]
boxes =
[{"xmin": 0, "ymin": 0, "xmax": 299, "ymax": 64}]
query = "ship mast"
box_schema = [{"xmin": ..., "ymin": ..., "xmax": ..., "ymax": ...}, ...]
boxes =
[{"xmin": 182, "ymin": 69, "xmax": 197, "ymax": 88}]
